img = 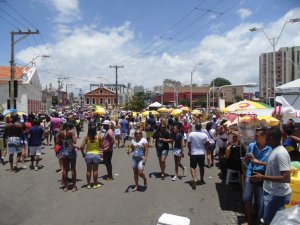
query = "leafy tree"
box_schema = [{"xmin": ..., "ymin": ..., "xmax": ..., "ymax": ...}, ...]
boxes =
[
  {"xmin": 125, "ymin": 92, "xmax": 151, "ymax": 111},
  {"xmin": 210, "ymin": 77, "xmax": 231, "ymax": 87},
  {"xmin": 52, "ymin": 96, "xmax": 58, "ymax": 106}
]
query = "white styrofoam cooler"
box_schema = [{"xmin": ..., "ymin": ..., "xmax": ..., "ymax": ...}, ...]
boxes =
[{"xmin": 157, "ymin": 213, "xmax": 190, "ymax": 225}]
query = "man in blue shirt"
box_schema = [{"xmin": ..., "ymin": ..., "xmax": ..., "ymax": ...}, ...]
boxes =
[
  {"xmin": 242, "ymin": 128, "xmax": 272, "ymax": 225},
  {"xmin": 120, "ymin": 115, "xmax": 129, "ymax": 148},
  {"xmin": 28, "ymin": 120, "xmax": 44, "ymax": 171}
]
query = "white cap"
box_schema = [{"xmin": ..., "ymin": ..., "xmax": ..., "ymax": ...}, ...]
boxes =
[
  {"xmin": 102, "ymin": 120, "xmax": 111, "ymax": 125},
  {"xmin": 212, "ymin": 115, "xmax": 216, "ymax": 118}
]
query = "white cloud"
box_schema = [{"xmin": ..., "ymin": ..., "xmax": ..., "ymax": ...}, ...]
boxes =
[
  {"xmin": 48, "ymin": 0, "xmax": 81, "ymax": 23},
  {"xmin": 237, "ymin": 8, "xmax": 252, "ymax": 20},
  {"xmin": 16, "ymin": 8, "xmax": 300, "ymax": 93}
]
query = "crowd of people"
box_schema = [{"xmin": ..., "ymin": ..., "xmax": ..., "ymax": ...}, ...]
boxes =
[{"xmin": 0, "ymin": 108, "xmax": 299, "ymax": 225}]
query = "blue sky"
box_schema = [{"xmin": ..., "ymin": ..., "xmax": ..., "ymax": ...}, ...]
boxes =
[{"xmin": 0, "ymin": 0, "xmax": 300, "ymax": 93}]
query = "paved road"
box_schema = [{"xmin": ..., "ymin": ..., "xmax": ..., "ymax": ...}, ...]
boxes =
[{"xmin": 0, "ymin": 125, "xmax": 244, "ymax": 225}]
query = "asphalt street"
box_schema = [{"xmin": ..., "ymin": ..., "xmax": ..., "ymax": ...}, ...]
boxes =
[{"xmin": 0, "ymin": 125, "xmax": 244, "ymax": 225}]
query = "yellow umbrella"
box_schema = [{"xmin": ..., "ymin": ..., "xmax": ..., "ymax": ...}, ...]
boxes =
[
  {"xmin": 157, "ymin": 107, "xmax": 172, "ymax": 113},
  {"xmin": 181, "ymin": 107, "xmax": 190, "ymax": 112},
  {"xmin": 257, "ymin": 115, "xmax": 280, "ymax": 127},
  {"xmin": 222, "ymin": 100, "xmax": 271, "ymax": 113},
  {"xmin": 141, "ymin": 110, "xmax": 159, "ymax": 117},
  {"xmin": 94, "ymin": 106, "xmax": 106, "ymax": 115},
  {"xmin": 191, "ymin": 109, "xmax": 202, "ymax": 116},
  {"xmin": 170, "ymin": 109, "xmax": 183, "ymax": 117}
]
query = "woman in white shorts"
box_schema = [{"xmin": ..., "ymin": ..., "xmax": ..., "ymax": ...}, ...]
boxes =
[
  {"xmin": 127, "ymin": 128, "xmax": 148, "ymax": 192},
  {"xmin": 171, "ymin": 125, "xmax": 186, "ymax": 181}
]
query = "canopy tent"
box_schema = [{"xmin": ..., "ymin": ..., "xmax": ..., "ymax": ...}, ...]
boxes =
[
  {"xmin": 148, "ymin": 102, "xmax": 162, "ymax": 108},
  {"xmin": 274, "ymin": 96, "xmax": 300, "ymax": 122},
  {"xmin": 275, "ymin": 79, "xmax": 300, "ymax": 94}
]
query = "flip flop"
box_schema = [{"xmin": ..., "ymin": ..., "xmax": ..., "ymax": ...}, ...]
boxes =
[
  {"xmin": 72, "ymin": 186, "xmax": 78, "ymax": 192},
  {"xmin": 93, "ymin": 184, "xmax": 101, "ymax": 189},
  {"xmin": 63, "ymin": 187, "xmax": 68, "ymax": 192}
]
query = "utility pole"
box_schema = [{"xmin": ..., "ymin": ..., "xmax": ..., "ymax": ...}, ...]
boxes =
[
  {"xmin": 109, "ymin": 65, "xmax": 124, "ymax": 118},
  {"xmin": 57, "ymin": 76, "xmax": 68, "ymax": 107},
  {"xmin": 9, "ymin": 30, "xmax": 39, "ymax": 109},
  {"xmin": 66, "ymin": 83, "xmax": 74, "ymax": 105}
]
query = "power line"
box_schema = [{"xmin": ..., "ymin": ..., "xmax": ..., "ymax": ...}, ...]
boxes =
[
  {"xmin": 0, "ymin": 14, "xmax": 20, "ymax": 29},
  {"xmin": 0, "ymin": 7, "xmax": 29, "ymax": 29}
]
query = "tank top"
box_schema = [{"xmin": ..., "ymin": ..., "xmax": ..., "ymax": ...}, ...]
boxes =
[{"xmin": 86, "ymin": 139, "xmax": 100, "ymax": 154}]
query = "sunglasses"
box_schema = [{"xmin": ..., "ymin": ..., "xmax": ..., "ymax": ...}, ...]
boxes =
[{"xmin": 134, "ymin": 132, "xmax": 141, "ymax": 135}]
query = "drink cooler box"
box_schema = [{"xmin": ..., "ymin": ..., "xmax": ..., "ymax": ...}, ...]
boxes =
[{"xmin": 157, "ymin": 213, "xmax": 190, "ymax": 225}]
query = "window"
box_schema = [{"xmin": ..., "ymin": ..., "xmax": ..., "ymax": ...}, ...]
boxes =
[
  {"xmin": 108, "ymin": 98, "xmax": 111, "ymax": 105},
  {"xmin": 86, "ymin": 98, "xmax": 90, "ymax": 105},
  {"xmin": 100, "ymin": 98, "xmax": 103, "ymax": 105},
  {"xmin": 100, "ymin": 89, "xmax": 103, "ymax": 94},
  {"xmin": 92, "ymin": 98, "xmax": 95, "ymax": 105},
  {"xmin": 114, "ymin": 98, "xmax": 116, "ymax": 104}
]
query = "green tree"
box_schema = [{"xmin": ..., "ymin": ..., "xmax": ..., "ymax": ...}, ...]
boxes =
[
  {"xmin": 125, "ymin": 92, "xmax": 151, "ymax": 111},
  {"xmin": 210, "ymin": 77, "xmax": 231, "ymax": 87},
  {"xmin": 52, "ymin": 96, "xmax": 58, "ymax": 106}
]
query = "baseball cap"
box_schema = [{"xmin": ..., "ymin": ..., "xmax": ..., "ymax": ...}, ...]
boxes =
[{"xmin": 102, "ymin": 120, "xmax": 111, "ymax": 125}]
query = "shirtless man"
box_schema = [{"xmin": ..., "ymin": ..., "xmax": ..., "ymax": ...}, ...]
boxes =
[{"xmin": 4, "ymin": 114, "xmax": 24, "ymax": 172}]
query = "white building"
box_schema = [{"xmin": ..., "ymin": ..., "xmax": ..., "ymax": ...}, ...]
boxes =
[
  {"xmin": 0, "ymin": 65, "xmax": 43, "ymax": 114},
  {"xmin": 259, "ymin": 46, "xmax": 300, "ymax": 101}
]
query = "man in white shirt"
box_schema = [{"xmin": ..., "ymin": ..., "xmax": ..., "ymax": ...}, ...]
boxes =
[
  {"xmin": 187, "ymin": 123, "xmax": 209, "ymax": 189},
  {"xmin": 250, "ymin": 127, "xmax": 291, "ymax": 225}
]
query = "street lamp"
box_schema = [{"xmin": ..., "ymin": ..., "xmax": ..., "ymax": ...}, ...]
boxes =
[
  {"xmin": 217, "ymin": 83, "xmax": 257, "ymax": 108},
  {"xmin": 250, "ymin": 18, "xmax": 300, "ymax": 101},
  {"xmin": 190, "ymin": 63, "xmax": 202, "ymax": 109}
]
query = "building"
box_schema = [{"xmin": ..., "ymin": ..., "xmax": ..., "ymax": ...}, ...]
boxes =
[
  {"xmin": 89, "ymin": 83, "xmax": 133, "ymax": 106},
  {"xmin": 133, "ymin": 85, "xmax": 144, "ymax": 94},
  {"xmin": 152, "ymin": 85, "xmax": 244, "ymax": 107},
  {"xmin": 84, "ymin": 86, "xmax": 116, "ymax": 108},
  {"xmin": 259, "ymin": 46, "xmax": 300, "ymax": 101},
  {"xmin": 0, "ymin": 65, "xmax": 43, "ymax": 113}
]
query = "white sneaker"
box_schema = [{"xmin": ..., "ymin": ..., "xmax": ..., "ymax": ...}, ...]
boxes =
[
  {"xmin": 172, "ymin": 176, "xmax": 178, "ymax": 181},
  {"xmin": 183, "ymin": 167, "xmax": 187, "ymax": 177}
]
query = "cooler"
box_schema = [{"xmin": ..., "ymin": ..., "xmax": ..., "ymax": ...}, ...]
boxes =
[
  {"xmin": 157, "ymin": 213, "xmax": 190, "ymax": 225},
  {"xmin": 286, "ymin": 169, "xmax": 300, "ymax": 208}
]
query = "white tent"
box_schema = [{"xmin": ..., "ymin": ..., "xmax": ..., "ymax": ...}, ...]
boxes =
[
  {"xmin": 275, "ymin": 79, "xmax": 300, "ymax": 94},
  {"xmin": 148, "ymin": 102, "xmax": 162, "ymax": 108}
]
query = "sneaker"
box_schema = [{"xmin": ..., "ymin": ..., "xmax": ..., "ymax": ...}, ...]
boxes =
[
  {"xmin": 1, "ymin": 157, "xmax": 5, "ymax": 165},
  {"xmin": 183, "ymin": 167, "xmax": 187, "ymax": 177},
  {"xmin": 35, "ymin": 166, "xmax": 39, "ymax": 171},
  {"xmin": 172, "ymin": 176, "xmax": 178, "ymax": 181},
  {"xmin": 93, "ymin": 183, "xmax": 101, "ymax": 189}
]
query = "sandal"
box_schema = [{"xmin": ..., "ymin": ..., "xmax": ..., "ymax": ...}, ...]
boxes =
[
  {"xmin": 72, "ymin": 186, "xmax": 78, "ymax": 192},
  {"xmin": 63, "ymin": 186, "xmax": 68, "ymax": 192},
  {"xmin": 93, "ymin": 184, "xmax": 101, "ymax": 189}
]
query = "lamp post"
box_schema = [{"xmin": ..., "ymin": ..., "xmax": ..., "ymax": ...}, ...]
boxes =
[
  {"xmin": 190, "ymin": 63, "xmax": 202, "ymax": 110},
  {"xmin": 217, "ymin": 83, "xmax": 257, "ymax": 108},
  {"xmin": 250, "ymin": 18, "xmax": 300, "ymax": 102}
]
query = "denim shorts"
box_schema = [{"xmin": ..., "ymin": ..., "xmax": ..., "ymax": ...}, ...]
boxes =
[
  {"xmin": 85, "ymin": 154, "xmax": 101, "ymax": 164},
  {"xmin": 262, "ymin": 191, "xmax": 291, "ymax": 225},
  {"xmin": 61, "ymin": 149, "xmax": 77, "ymax": 159},
  {"xmin": 156, "ymin": 149, "xmax": 168, "ymax": 158},
  {"xmin": 243, "ymin": 178, "xmax": 264, "ymax": 219},
  {"xmin": 132, "ymin": 156, "xmax": 144, "ymax": 170}
]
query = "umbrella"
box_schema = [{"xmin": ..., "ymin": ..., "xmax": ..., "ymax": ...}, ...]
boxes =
[
  {"xmin": 191, "ymin": 109, "xmax": 202, "ymax": 116},
  {"xmin": 222, "ymin": 100, "xmax": 272, "ymax": 113},
  {"xmin": 170, "ymin": 109, "xmax": 183, "ymax": 117},
  {"xmin": 141, "ymin": 110, "xmax": 159, "ymax": 117},
  {"xmin": 181, "ymin": 107, "xmax": 190, "ymax": 112},
  {"xmin": 94, "ymin": 106, "xmax": 106, "ymax": 115},
  {"xmin": 157, "ymin": 107, "xmax": 171, "ymax": 113},
  {"xmin": 257, "ymin": 115, "xmax": 280, "ymax": 127}
]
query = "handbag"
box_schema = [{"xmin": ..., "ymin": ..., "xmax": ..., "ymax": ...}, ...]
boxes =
[{"xmin": 54, "ymin": 144, "xmax": 61, "ymax": 153}]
